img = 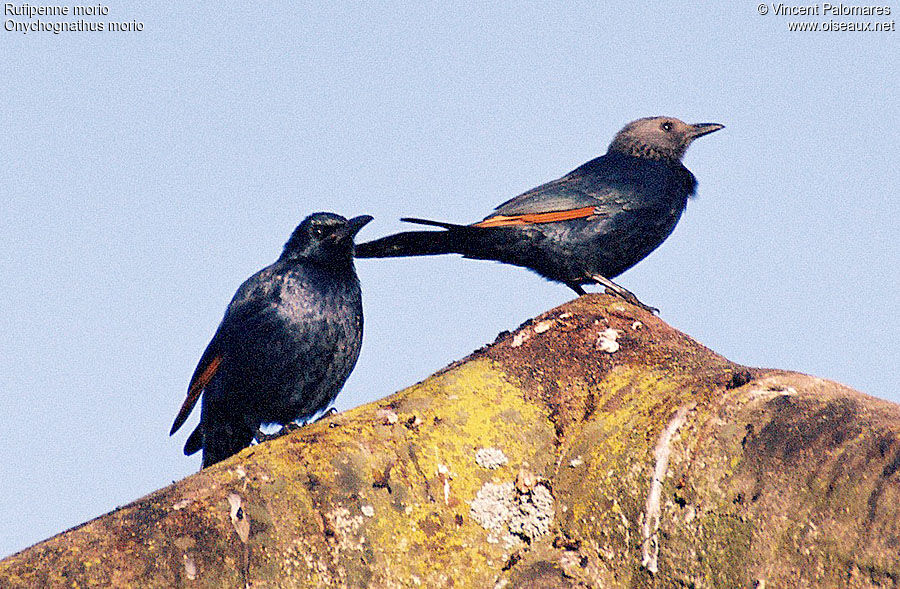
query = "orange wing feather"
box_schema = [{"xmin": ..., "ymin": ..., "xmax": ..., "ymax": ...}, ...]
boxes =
[
  {"xmin": 169, "ymin": 354, "xmax": 222, "ymax": 435},
  {"xmin": 474, "ymin": 206, "xmax": 597, "ymax": 228}
]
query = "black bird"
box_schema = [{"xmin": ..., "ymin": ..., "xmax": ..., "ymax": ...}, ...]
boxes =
[
  {"xmin": 170, "ymin": 212, "xmax": 372, "ymax": 467},
  {"xmin": 356, "ymin": 117, "xmax": 723, "ymax": 311}
]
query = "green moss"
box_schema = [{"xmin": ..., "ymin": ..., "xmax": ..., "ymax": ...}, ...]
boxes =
[
  {"xmin": 696, "ymin": 512, "xmax": 752, "ymax": 587},
  {"xmin": 4, "ymin": 297, "xmax": 899, "ymax": 588},
  {"xmin": 188, "ymin": 358, "xmax": 559, "ymax": 586}
]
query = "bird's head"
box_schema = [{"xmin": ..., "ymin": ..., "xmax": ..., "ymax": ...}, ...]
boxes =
[
  {"xmin": 607, "ymin": 117, "xmax": 724, "ymax": 162},
  {"xmin": 282, "ymin": 212, "xmax": 373, "ymax": 265}
]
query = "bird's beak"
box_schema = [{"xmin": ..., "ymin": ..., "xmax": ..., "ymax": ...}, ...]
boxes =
[
  {"xmin": 688, "ymin": 123, "xmax": 725, "ymax": 139},
  {"xmin": 334, "ymin": 215, "xmax": 374, "ymax": 242}
]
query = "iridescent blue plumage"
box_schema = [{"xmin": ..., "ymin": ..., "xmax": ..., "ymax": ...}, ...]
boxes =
[{"xmin": 170, "ymin": 213, "xmax": 372, "ymax": 467}]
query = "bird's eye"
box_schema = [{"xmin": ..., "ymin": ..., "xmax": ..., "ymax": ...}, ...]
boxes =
[
  {"xmin": 312, "ymin": 226, "xmax": 327, "ymax": 238},
  {"xmin": 661, "ymin": 122, "xmax": 672, "ymax": 132}
]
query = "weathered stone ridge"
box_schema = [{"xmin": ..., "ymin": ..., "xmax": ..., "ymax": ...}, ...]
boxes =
[{"xmin": 2, "ymin": 294, "xmax": 898, "ymax": 587}]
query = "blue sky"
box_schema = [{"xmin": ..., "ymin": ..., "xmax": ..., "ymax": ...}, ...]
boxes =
[{"xmin": 2, "ymin": 2, "xmax": 897, "ymax": 557}]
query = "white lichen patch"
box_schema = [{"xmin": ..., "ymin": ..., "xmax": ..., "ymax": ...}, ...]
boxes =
[
  {"xmin": 631, "ymin": 321, "xmax": 643, "ymax": 330},
  {"xmin": 325, "ymin": 506, "xmax": 365, "ymax": 551},
  {"xmin": 515, "ymin": 468, "xmax": 536, "ymax": 492},
  {"xmin": 559, "ymin": 549, "xmax": 581, "ymax": 571},
  {"xmin": 508, "ymin": 483, "xmax": 554, "ymax": 541},
  {"xmin": 510, "ymin": 331, "xmax": 530, "ymax": 348},
  {"xmin": 469, "ymin": 479, "xmax": 554, "ymax": 544},
  {"xmin": 469, "ymin": 482, "xmax": 514, "ymax": 535},
  {"xmin": 568, "ymin": 457, "xmax": 583, "ymax": 468},
  {"xmin": 747, "ymin": 379, "xmax": 799, "ymax": 402},
  {"xmin": 182, "ymin": 553, "xmax": 197, "ymax": 580},
  {"xmin": 475, "ymin": 447, "xmax": 509, "ymax": 469},
  {"xmin": 172, "ymin": 498, "xmax": 192, "ymax": 510},
  {"xmin": 376, "ymin": 408, "xmax": 399, "ymax": 425},
  {"xmin": 533, "ymin": 320, "xmax": 554, "ymax": 334},
  {"xmin": 596, "ymin": 328, "xmax": 620, "ymax": 353},
  {"xmin": 361, "ymin": 505, "xmax": 375, "ymax": 517},
  {"xmin": 683, "ymin": 504, "xmax": 696, "ymax": 524}
]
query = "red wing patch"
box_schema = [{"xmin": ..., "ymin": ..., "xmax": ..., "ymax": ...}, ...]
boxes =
[
  {"xmin": 474, "ymin": 206, "xmax": 597, "ymax": 228},
  {"xmin": 170, "ymin": 354, "xmax": 222, "ymax": 434}
]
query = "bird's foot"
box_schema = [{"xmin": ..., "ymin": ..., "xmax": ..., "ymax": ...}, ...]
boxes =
[
  {"xmin": 255, "ymin": 422, "xmax": 302, "ymax": 443},
  {"xmin": 590, "ymin": 275, "xmax": 659, "ymax": 314},
  {"xmin": 254, "ymin": 409, "xmax": 339, "ymax": 443},
  {"xmin": 254, "ymin": 429, "xmax": 279, "ymax": 443},
  {"xmin": 314, "ymin": 407, "xmax": 339, "ymax": 423}
]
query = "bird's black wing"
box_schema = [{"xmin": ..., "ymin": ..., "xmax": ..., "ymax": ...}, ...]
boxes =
[
  {"xmin": 169, "ymin": 265, "xmax": 282, "ymax": 436},
  {"xmin": 169, "ymin": 323, "xmax": 226, "ymax": 435},
  {"xmin": 479, "ymin": 178, "xmax": 627, "ymax": 227},
  {"xmin": 489, "ymin": 177, "xmax": 604, "ymax": 216},
  {"xmin": 481, "ymin": 156, "xmax": 635, "ymax": 226}
]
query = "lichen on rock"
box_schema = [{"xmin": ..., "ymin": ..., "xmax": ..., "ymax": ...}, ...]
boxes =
[
  {"xmin": 2, "ymin": 294, "xmax": 899, "ymax": 589},
  {"xmin": 469, "ymin": 475, "xmax": 554, "ymax": 546},
  {"xmin": 475, "ymin": 447, "xmax": 509, "ymax": 469}
]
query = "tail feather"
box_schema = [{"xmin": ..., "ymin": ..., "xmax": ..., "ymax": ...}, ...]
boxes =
[
  {"xmin": 355, "ymin": 229, "xmax": 462, "ymax": 258},
  {"xmin": 187, "ymin": 419, "xmax": 256, "ymax": 468},
  {"xmin": 184, "ymin": 424, "xmax": 203, "ymax": 456},
  {"xmin": 399, "ymin": 217, "xmax": 466, "ymax": 230},
  {"xmin": 355, "ymin": 217, "xmax": 533, "ymax": 264}
]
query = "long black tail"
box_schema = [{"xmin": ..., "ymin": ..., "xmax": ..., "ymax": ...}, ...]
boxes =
[
  {"xmin": 185, "ymin": 418, "xmax": 256, "ymax": 468},
  {"xmin": 355, "ymin": 218, "xmax": 470, "ymax": 258}
]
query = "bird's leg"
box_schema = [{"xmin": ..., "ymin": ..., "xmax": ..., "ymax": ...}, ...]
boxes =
[
  {"xmin": 590, "ymin": 274, "xmax": 659, "ymax": 314},
  {"xmin": 256, "ymin": 409, "xmax": 338, "ymax": 443},
  {"xmin": 566, "ymin": 282, "xmax": 587, "ymax": 296}
]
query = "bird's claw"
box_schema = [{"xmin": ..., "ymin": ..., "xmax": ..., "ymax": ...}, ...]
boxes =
[
  {"xmin": 256, "ymin": 409, "xmax": 338, "ymax": 444},
  {"xmin": 612, "ymin": 290, "xmax": 659, "ymax": 314},
  {"xmin": 590, "ymin": 275, "xmax": 659, "ymax": 314}
]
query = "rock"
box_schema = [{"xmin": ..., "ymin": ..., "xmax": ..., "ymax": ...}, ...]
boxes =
[{"xmin": 2, "ymin": 294, "xmax": 898, "ymax": 588}]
